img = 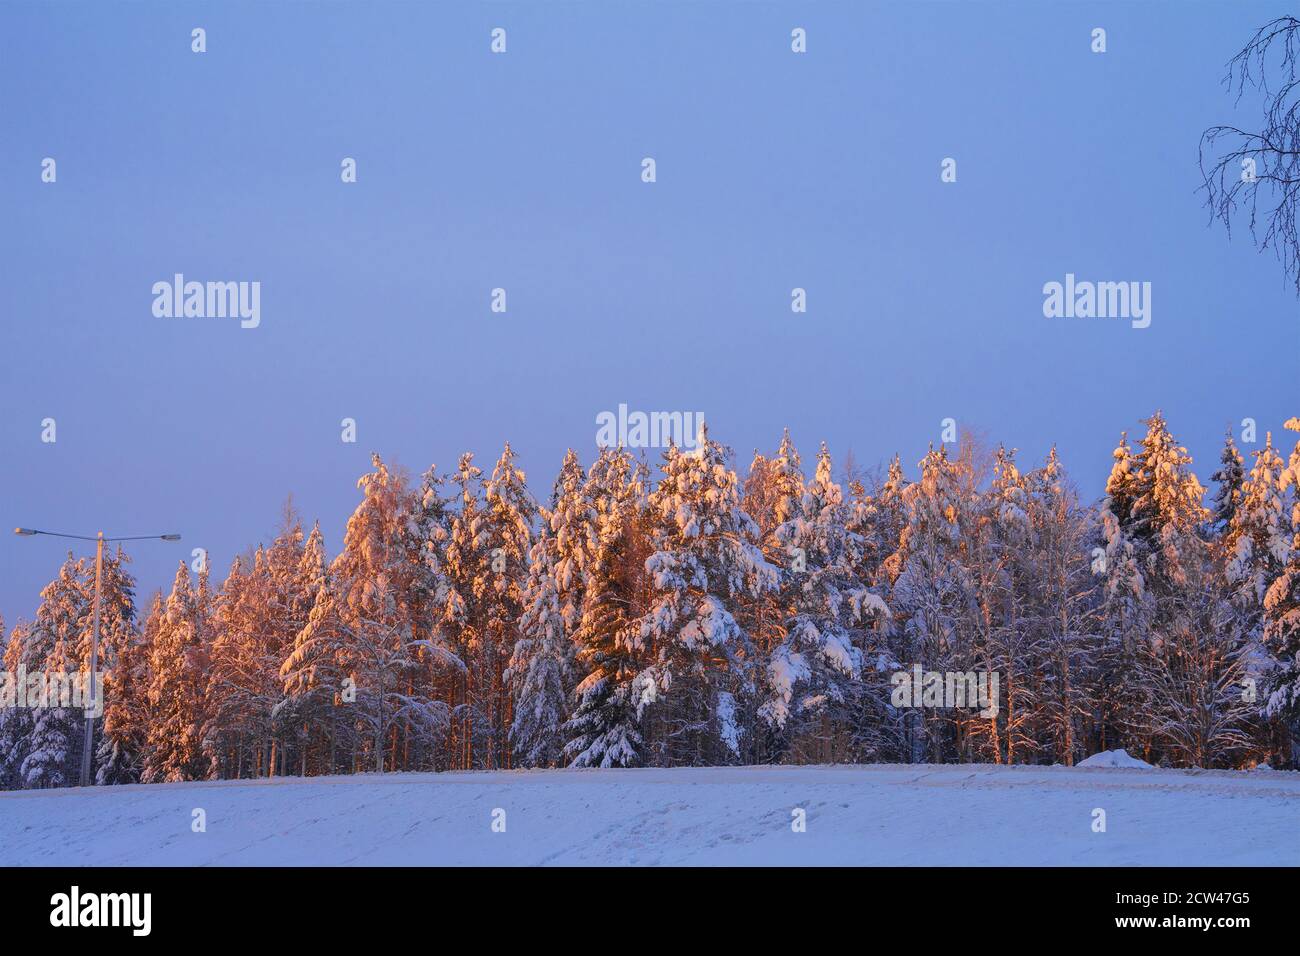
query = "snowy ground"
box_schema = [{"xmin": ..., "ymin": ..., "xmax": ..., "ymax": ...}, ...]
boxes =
[{"xmin": 2, "ymin": 763, "xmax": 1296, "ymax": 866}]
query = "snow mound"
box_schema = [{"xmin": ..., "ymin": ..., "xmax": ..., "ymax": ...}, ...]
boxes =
[{"xmin": 1077, "ymin": 748, "xmax": 1153, "ymax": 769}]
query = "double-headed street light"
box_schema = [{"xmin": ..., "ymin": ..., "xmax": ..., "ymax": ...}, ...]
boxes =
[{"xmin": 13, "ymin": 527, "xmax": 181, "ymax": 787}]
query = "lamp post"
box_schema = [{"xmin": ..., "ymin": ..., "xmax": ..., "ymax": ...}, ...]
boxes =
[{"xmin": 14, "ymin": 527, "xmax": 181, "ymax": 787}]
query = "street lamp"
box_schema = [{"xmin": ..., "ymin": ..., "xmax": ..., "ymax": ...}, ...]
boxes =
[{"xmin": 13, "ymin": 527, "xmax": 181, "ymax": 787}]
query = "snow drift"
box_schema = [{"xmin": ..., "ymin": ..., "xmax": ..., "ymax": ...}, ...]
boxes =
[{"xmin": 1075, "ymin": 749, "xmax": 1155, "ymax": 769}]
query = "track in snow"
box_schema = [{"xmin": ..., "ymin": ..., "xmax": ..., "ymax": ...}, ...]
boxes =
[{"xmin": 2, "ymin": 763, "xmax": 1296, "ymax": 866}]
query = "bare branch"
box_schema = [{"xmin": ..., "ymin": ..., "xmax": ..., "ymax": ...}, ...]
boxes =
[{"xmin": 1200, "ymin": 17, "xmax": 1300, "ymax": 295}]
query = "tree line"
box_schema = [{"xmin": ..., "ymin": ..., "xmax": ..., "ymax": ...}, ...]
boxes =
[{"xmin": 3, "ymin": 410, "xmax": 1299, "ymax": 788}]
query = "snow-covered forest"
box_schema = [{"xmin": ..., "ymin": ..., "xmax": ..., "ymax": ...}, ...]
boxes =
[{"xmin": 4, "ymin": 410, "xmax": 1300, "ymax": 790}]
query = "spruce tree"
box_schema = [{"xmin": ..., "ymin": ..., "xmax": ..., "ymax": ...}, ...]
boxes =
[
  {"xmin": 91, "ymin": 547, "xmax": 141, "ymax": 785},
  {"xmin": 142, "ymin": 562, "xmax": 213, "ymax": 783},
  {"xmin": 440, "ymin": 452, "xmax": 488, "ymax": 769},
  {"xmin": 326, "ymin": 454, "xmax": 444, "ymax": 774},
  {"xmin": 206, "ymin": 505, "xmax": 314, "ymax": 778},
  {"xmin": 888, "ymin": 446, "xmax": 974, "ymax": 762},
  {"xmin": 1263, "ymin": 418, "xmax": 1300, "ymax": 764},
  {"xmin": 1022, "ymin": 448, "xmax": 1097, "ymax": 765},
  {"xmin": 509, "ymin": 450, "xmax": 586, "ymax": 767},
  {"xmin": 510, "ymin": 538, "xmax": 570, "ymax": 767},
  {"xmin": 21, "ymin": 556, "xmax": 92, "ymax": 788},
  {"xmin": 473, "ymin": 443, "xmax": 537, "ymax": 767},
  {"xmin": 636, "ymin": 429, "xmax": 778, "ymax": 765},
  {"xmin": 1211, "ymin": 428, "xmax": 1246, "ymax": 538},
  {"xmin": 280, "ymin": 540, "xmax": 356, "ymax": 776},
  {"xmin": 763, "ymin": 442, "xmax": 886, "ymax": 761},
  {"xmin": 0, "ymin": 620, "xmax": 35, "ymax": 789},
  {"xmin": 565, "ymin": 447, "xmax": 650, "ymax": 767},
  {"xmin": 403, "ymin": 466, "xmax": 465, "ymax": 770},
  {"xmin": 1225, "ymin": 433, "xmax": 1290, "ymax": 628}
]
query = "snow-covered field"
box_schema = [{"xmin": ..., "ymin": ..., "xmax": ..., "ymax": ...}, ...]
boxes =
[{"xmin": 2, "ymin": 763, "xmax": 1296, "ymax": 866}]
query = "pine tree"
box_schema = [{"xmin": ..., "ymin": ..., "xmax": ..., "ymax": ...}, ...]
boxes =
[
  {"xmin": 280, "ymin": 530, "xmax": 356, "ymax": 777},
  {"xmin": 547, "ymin": 449, "xmax": 593, "ymax": 643},
  {"xmin": 1223, "ymin": 432, "xmax": 1291, "ymax": 764},
  {"xmin": 8, "ymin": 409, "xmax": 1294, "ymax": 784},
  {"xmin": 1145, "ymin": 549, "xmax": 1255, "ymax": 768},
  {"xmin": 509, "ymin": 450, "xmax": 586, "ymax": 767},
  {"xmin": 509, "ymin": 548, "xmax": 568, "ymax": 767},
  {"xmin": 739, "ymin": 430, "xmax": 807, "ymax": 761},
  {"xmin": 471, "ymin": 443, "xmax": 538, "ymax": 768},
  {"xmin": 763, "ymin": 442, "xmax": 886, "ymax": 761},
  {"xmin": 1095, "ymin": 414, "xmax": 1215, "ymax": 762},
  {"xmin": 205, "ymin": 504, "xmax": 314, "ymax": 778},
  {"xmin": 838, "ymin": 454, "xmax": 912, "ymax": 760},
  {"xmin": 91, "ymin": 547, "xmax": 141, "ymax": 785},
  {"xmin": 1104, "ymin": 431, "xmax": 1140, "ymax": 534},
  {"xmin": 0, "ymin": 619, "xmax": 34, "ymax": 789},
  {"xmin": 142, "ymin": 562, "xmax": 213, "ymax": 783},
  {"xmin": 887, "ymin": 445, "xmax": 975, "ymax": 762},
  {"xmin": 440, "ymin": 452, "xmax": 487, "ymax": 769},
  {"xmin": 403, "ymin": 466, "xmax": 465, "ymax": 771},
  {"xmin": 1119, "ymin": 412, "xmax": 1244, "ymax": 766},
  {"xmin": 20, "ymin": 556, "xmax": 92, "ymax": 788},
  {"xmin": 1211, "ymin": 428, "xmax": 1246, "ymax": 538},
  {"xmin": 857, "ymin": 454, "xmax": 909, "ymax": 589},
  {"xmin": 204, "ymin": 554, "xmax": 252, "ymax": 776},
  {"xmin": 327, "ymin": 454, "xmax": 445, "ymax": 774},
  {"xmin": 636, "ymin": 429, "xmax": 778, "ymax": 765},
  {"xmin": 97, "ymin": 583, "xmax": 152, "ymax": 786},
  {"xmin": 741, "ymin": 431, "xmax": 804, "ymax": 549},
  {"xmin": 1021, "ymin": 448, "xmax": 1098, "ymax": 766},
  {"xmin": 1225, "ymin": 433, "xmax": 1290, "ymax": 629},
  {"xmin": 964, "ymin": 446, "xmax": 1032, "ymax": 764},
  {"xmin": 565, "ymin": 446, "xmax": 651, "ymax": 768},
  {"xmin": 1263, "ymin": 418, "xmax": 1300, "ymax": 764},
  {"xmin": 1128, "ymin": 411, "xmax": 1209, "ymax": 583},
  {"xmin": 1096, "ymin": 431, "xmax": 1155, "ymax": 751}
]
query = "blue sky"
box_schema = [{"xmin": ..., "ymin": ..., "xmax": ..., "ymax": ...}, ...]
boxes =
[{"xmin": 1, "ymin": 0, "xmax": 1295, "ymax": 621}]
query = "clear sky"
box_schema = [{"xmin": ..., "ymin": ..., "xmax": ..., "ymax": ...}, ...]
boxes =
[{"xmin": 1, "ymin": 0, "xmax": 1295, "ymax": 622}]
